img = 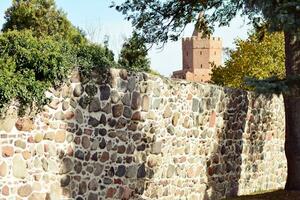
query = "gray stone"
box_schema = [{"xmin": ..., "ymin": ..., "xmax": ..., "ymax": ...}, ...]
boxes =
[
  {"xmin": 99, "ymin": 114, "xmax": 106, "ymax": 125},
  {"xmin": 152, "ymin": 98, "xmax": 161, "ymax": 110},
  {"xmin": 14, "ymin": 140, "xmax": 26, "ymax": 149},
  {"xmin": 99, "ymin": 138, "xmax": 106, "ymax": 149},
  {"xmin": 88, "ymin": 193, "xmax": 98, "ymax": 200},
  {"xmin": 79, "ymin": 95, "xmax": 89, "ymax": 109},
  {"xmin": 93, "ymin": 163, "xmax": 104, "ymax": 176},
  {"xmin": 103, "ymin": 178, "xmax": 112, "ymax": 184},
  {"xmin": 89, "ymin": 97, "xmax": 101, "ymax": 112},
  {"xmin": 73, "ymin": 84, "xmax": 84, "ymax": 97},
  {"xmin": 79, "ymin": 182, "xmax": 87, "ymax": 195},
  {"xmin": 60, "ymin": 175, "xmax": 71, "ymax": 187},
  {"xmin": 167, "ymin": 165, "xmax": 176, "ymax": 178},
  {"xmin": 123, "ymin": 106, "xmax": 132, "ymax": 118},
  {"xmin": 62, "ymin": 101, "xmax": 70, "ymax": 111},
  {"xmin": 74, "ymin": 162, "xmax": 82, "ymax": 173},
  {"xmin": 137, "ymin": 163, "xmax": 146, "ymax": 178},
  {"xmin": 112, "ymin": 104, "xmax": 124, "ymax": 118},
  {"xmin": 88, "ymin": 179, "xmax": 98, "ymax": 191},
  {"xmin": 151, "ymin": 141, "xmax": 162, "ymax": 154},
  {"xmin": 126, "ymin": 166, "xmax": 137, "ymax": 178},
  {"xmin": 131, "ymin": 91, "xmax": 141, "ymax": 110},
  {"xmin": 128, "ymin": 77, "xmax": 136, "ymax": 92},
  {"xmin": 100, "ymin": 85, "xmax": 110, "ymax": 100},
  {"xmin": 111, "ymin": 90, "xmax": 120, "ymax": 103},
  {"xmin": 41, "ymin": 158, "xmax": 48, "ymax": 171},
  {"xmin": 85, "ymin": 84, "xmax": 98, "ymax": 96},
  {"xmin": 116, "ymin": 165, "xmax": 126, "ymax": 177},
  {"xmin": 122, "ymin": 93, "xmax": 131, "ymax": 106},
  {"xmin": 101, "ymin": 102, "xmax": 111, "ymax": 114},
  {"xmin": 13, "ymin": 154, "xmax": 27, "ymax": 178},
  {"xmin": 60, "ymin": 158, "xmax": 74, "ymax": 174},
  {"xmin": 54, "ymin": 111, "xmax": 65, "ymax": 120},
  {"xmin": 116, "ymin": 131, "xmax": 128, "ymax": 142},
  {"xmin": 116, "ymin": 117, "xmax": 127, "ymax": 129},
  {"xmin": 75, "ymin": 150, "xmax": 84, "ymax": 160},
  {"xmin": 75, "ymin": 109, "xmax": 84, "ymax": 124},
  {"xmin": 88, "ymin": 117, "xmax": 100, "ymax": 127},
  {"xmin": 119, "ymin": 79, "xmax": 128, "ymax": 92},
  {"xmin": 192, "ymin": 98, "xmax": 200, "ymax": 112}
]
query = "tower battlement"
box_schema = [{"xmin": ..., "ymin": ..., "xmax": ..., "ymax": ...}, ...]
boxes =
[{"xmin": 172, "ymin": 30, "xmax": 222, "ymax": 83}]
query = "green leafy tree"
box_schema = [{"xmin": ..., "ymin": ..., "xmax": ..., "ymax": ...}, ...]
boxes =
[
  {"xmin": 211, "ymin": 31, "xmax": 285, "ymax": 90},
  {"xmin": 118, "ymin": 32, "xmax": 151, "ymax": 72},
  {"xmin": 2, "ymin": 0, "xmax": 84, "ymax": 44},
  {"xmin": 112, "ymin": 0, "xmax": 300, "ymax": 190},
  {"xmin": 0, "ymin": 30, "xmax": 74, "ymax": 113}
]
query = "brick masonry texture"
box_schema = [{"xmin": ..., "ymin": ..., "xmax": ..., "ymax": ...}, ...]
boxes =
[{"xmin": 0, "ymin": 69, "xmax": 286, "ymax": 200}]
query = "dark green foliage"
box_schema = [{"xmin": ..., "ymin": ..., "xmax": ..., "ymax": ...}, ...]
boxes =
[
  {"xmin": 76, "ymin": 42, "xmax": 115, "ymax": 75},
  {"xmin": 2, "ymin": 0, "xmax": 85, "ymax": 44},
  {"xmin": 118, "ymin": 32, "xmax": 150, "ymax": 72},
  {"xmin": 0, "ymin": 30, "xmax": 74, "ymax": 113},
  {"xmin": 112, "ymin": 0, "xmax": 300, "ymax": 44}
]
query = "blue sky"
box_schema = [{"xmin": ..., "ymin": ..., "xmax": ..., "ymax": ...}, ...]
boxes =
[{"xmin": 0, "ymin": 0, "xmax": 252, "ymax": 76}]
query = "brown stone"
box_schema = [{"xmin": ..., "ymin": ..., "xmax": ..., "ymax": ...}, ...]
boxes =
[
  {"xmin": 141, "ymin": 95, "xmax": 149, "ymax": 111},
  {"xmin": 112, "ymin": 104, "xmax": 124, "ymax": 118},
  {"xmin": 44, "ymin": 132, "xmax": 55, "ymax": 140},
  {"xmin": 82, "ymin": 136, "xmax": 90, "ymax": 149},
  {"xmin": 88, "ymin": 179, "xmax": 98, "ymax": 191},
  {"xmin": 22, "ymin": 150, "xmax": 31, "ymax": 160},
  {"xmin": 2, "ymin": 185, "xmax": 9, "ymax": 196},
  {"xmin": 64, "ymin": 111, "xmax": 75, "ymax": 120},
  {"xmin": 131, "ymin": 111, "xmax": 142, "ymax": 121},
  {"xmin": 49, "ymin": 99, "xmax": 60, "ymax": 110},
  {"xmin": 100, "ymin": 152, "xmax": 109, "ymax": 162},
  {"xmin": 172, "ymin": 112, "xmax": 180, "ymax": 126},
  {"xmin": 15, "ymin": 118, "xmax": 34, "ymax": 131},
  {"xmin": 0, "ymin": 162, "xmax": 7, "ymax": 177},
  {"xmin": 18, "ymin": 184, "xmax": 32, "ymax": 197},
  {"xmin": 209, "ymin": 111, "xmax": 216, "ymax": 128},
  {"xmin": 131, "ymin": 92, "xmax": 141, "ymax": 110},
  {"xmin": 163, "ymin": 106, "xmax": 172, "ymax": 118},
  {"xmin": 14, "ymin": 140, "xmax": 26, "ymax": 149},
  {"xmin": 2, "ymin": 146, "xmax": 14, "ymax": 157},
  {"xmin": 34, "ymin": 133, "xmax": 44, "ymax": 143},
  {"xmin": 55, "ymin": 130, "xmax": 66, "ymax": 143},
  {"xmin": 106, "ymin": 188, "xmax": 117, "ymax": 198}
]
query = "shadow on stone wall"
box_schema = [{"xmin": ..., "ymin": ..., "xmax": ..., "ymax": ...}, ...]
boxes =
[
  {"xmin": 204, "ymin": 89, "xmax": 249, "ymax": 199},
  {"xmin": 58, "ymin": 69, "xmax": 152, "ymax": 200}
]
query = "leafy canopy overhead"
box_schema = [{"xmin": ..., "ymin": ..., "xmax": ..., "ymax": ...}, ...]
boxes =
[
  {"xmin": 112, "ymin": 0, "xmax": 300, "ymax": 44},
  {"xmin": 2, "ymin": 0, "xmax": 84, "ymax": 43},
  {"xmin": 211, "ymin": 30, "xmax": 285, "ymax": 90}
]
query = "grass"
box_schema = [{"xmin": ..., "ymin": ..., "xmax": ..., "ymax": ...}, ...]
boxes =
[{"xmin": 224, "ymin": 190, "xmax": 300, "ymax": 200}]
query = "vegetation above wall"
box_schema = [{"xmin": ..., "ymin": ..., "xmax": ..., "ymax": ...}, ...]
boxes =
[
  {"xmin": 0, "ymin": 0, "xmax": 116, "ymax": 115},
  {"xmin": 210, "ymin": 30, "xmax": 285, "ymax": 90}
]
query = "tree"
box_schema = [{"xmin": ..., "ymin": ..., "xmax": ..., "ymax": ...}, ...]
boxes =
[
  {"xmin": 211, "ymin": 31, "xmax": 285, "ymax": 90},
  {"xmin": 112, "ymin": 0, "xmax": 300, "ymax": 190},
  {"xmin": 2, "ymin": 0, "xmax": 84, "ymax": 44},
  {"xmin": 118, "ymin": 32, "xmax": 151, "ymax": 72},
  {"xmin": 0, "ymin": 30, "xmax": 74, "ymax": 113}
]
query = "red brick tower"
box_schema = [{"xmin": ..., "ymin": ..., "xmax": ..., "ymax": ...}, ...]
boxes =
[{"xmin": 172, "ymin": 29, "xmax": 222, "ymax": 83}]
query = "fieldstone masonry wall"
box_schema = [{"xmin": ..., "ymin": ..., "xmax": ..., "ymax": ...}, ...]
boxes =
[{"xmin": 0, "ymin": 69, "xmax": 286, "ymax": 200}]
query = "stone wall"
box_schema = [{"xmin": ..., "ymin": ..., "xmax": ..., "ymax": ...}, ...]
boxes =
[{"xmin": 0, "ymin": 69, "xmax": 286, "ymax": 200}]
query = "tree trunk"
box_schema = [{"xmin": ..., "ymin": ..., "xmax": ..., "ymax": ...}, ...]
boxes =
[{"xmin": 284, "ymin": 30, "xmax": 300, "ymax": 190}]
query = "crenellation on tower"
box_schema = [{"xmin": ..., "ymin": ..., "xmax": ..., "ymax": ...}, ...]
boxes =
[{"xmin": 172, "ymin": 28, "xmax": 222, "ymax": 83}]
